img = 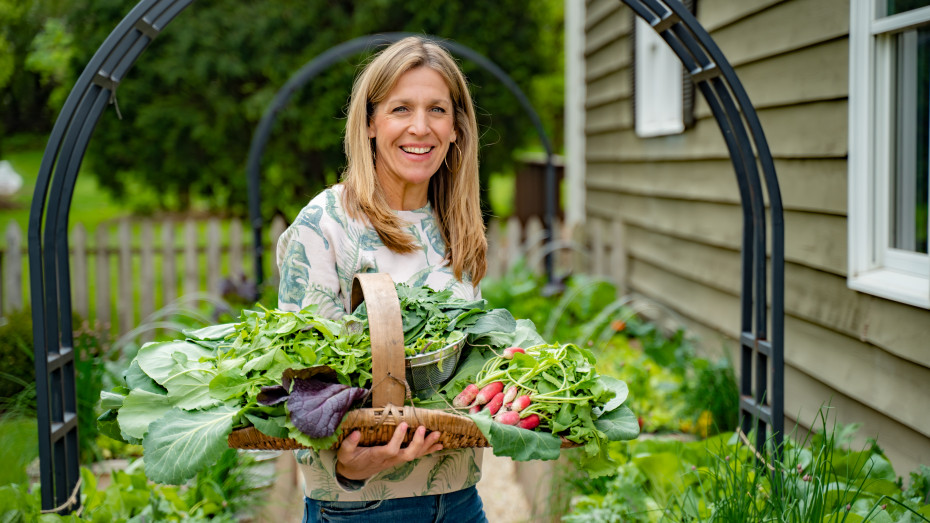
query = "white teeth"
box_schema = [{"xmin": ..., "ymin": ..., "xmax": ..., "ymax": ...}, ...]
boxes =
[{"xmin": 401, "ymin": 146, "xmax": 431, "ymax": 154}]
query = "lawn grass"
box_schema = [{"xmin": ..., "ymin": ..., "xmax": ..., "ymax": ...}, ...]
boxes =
[
  {"xmin": 1, "ymin": 139, "xmax": 131, "ymax": 249},
  {"xmin": 1, "ymin": 137, "xmax": 275, "ymax": 327}
]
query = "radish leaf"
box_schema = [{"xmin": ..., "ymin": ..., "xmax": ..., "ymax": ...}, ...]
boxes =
[
  {"xmin": 594, "ymin": 405, "xmax": 640, "ymax": 440},
  {"xmin": 468, "ymin": 412, "xmax": 561, "ymax": 461},
  {"xmin": 596, "ymin": 376, "xmax": 629, "ymax": 414}
]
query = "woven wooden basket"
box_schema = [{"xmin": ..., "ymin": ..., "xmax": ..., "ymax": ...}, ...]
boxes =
[{"xmin": 227, "ymin": 272, "xmax": 575, "ymax": 451}]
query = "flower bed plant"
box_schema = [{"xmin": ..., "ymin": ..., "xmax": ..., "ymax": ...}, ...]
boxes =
[
  {"xmin": 0, "ymin": 449, "xmax": 259, "ymax": 522},
  {"xmin": 562, "ymin": 413, "xmax": 930, "ymax": 522}
]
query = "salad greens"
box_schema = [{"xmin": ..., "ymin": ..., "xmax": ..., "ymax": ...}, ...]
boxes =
[
  {"xmin": 99, "ymin": 305, "xmax": 370, "ymax": 484},
  {"xmin": 98, "ymin": 284, "xmax": 638, "ymax": 485},
  {"xmin": 356, "ymin": 284, "xmax": 514, "ymax": 356}
]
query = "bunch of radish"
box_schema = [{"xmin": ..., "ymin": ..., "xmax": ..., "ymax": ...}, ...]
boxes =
[
  {"xmin": 440, "ymin": 339, "xmax": 637, "ymax": 468},
  {"xmin": 453, "ymin": 381, "xmax": 540, "ymax": 429},
  {"xmin": 452, "ymin": 342, "xmax": 618, "ymax": 442}
]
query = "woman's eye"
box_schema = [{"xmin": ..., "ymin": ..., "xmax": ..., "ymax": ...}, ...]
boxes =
[
  {"xmin": 392, "ymin": 106, "xmax": 408, "ymax": 113},
  {"xmin": 430, "ymin": 106, "xmax": 446, "ymax": 113}
]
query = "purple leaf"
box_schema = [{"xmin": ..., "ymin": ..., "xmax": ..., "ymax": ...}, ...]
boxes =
[
  {"xmin": 282, "ymin": 366, "xmax": 338, "ymax": 390},
  {"xmin": 287, "ymin": 378, "xmax": 368, "ymax": 439},
  {"xmin": 257, "ymin": 385, "xmax": 289, "ymax": 406}
]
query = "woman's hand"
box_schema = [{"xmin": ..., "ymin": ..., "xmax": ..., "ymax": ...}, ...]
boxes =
[{"xmin": 335, "ymin": 422, "xmax": 443, "ymax": 481}]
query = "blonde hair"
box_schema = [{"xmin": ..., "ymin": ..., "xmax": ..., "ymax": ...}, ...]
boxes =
[{"xmin": 342, "ymin": 36, "xmax": 487, "ymax": 286}]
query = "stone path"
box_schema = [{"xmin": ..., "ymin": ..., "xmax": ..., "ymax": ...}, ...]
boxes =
[
  {"xmin": 476, "ymin": 451, "xmax": 533, "ymax": 523},
  {"xmin": 254, "ymin": 450, "xmax": 534, "ymax": 522}
]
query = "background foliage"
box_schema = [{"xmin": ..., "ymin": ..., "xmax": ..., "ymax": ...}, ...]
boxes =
[{"xmin": 1, "ymin": 0, "xmax": 564, "ymax": 219}]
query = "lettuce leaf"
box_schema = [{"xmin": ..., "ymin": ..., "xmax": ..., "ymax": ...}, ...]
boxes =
[
  {"xmin": 118, "ymin": 389, "xmax": 173, "ymax": 440},
  {"xmin": 142, "ymin": 406, "xmax": 238, "ymax": 485},
  {"xmin": 136, "ymin": 340, "xmax": 214, "ymax": 385}
]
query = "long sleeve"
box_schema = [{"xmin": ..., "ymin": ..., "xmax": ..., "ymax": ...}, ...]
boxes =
[{"xmin": 276, "ymin": 198, "xmax": 345, "ymax": 319}]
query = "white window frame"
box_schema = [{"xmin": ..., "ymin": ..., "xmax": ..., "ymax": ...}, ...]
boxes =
[
  {"xmin": 848, "ymin": 0, "xmax": 930, "ymax": 309},
  {"xmin": 634, "ymin": 16, "xmax": 684, "ymax": 138}
]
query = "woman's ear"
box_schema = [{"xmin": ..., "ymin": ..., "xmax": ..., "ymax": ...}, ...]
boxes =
[
  {"xmin": 450, "ymin": 131, "xmax": 456, "ymax": 142},
  {"xmin": 367, "ymin": 120, "xmax": 376, "ymax": 139}
]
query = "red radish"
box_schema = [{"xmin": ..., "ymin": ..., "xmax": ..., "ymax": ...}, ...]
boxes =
[
  {"xmin": 502, "ymin": 385, "xmax": 518, "ymax": 405},
  {"xmin": 503, "ymin": 346, "xmax": 525, "ymax": 359},
  {"xmin": 495, "ymin": 411, "xmax": 520, "ymax": 425},
  {"xmin": 454, "ymin": 384, "xmax": 479, "ymax": 408},
  {"xmin": 517, "ymin": 414, "xmax": 540, "ymax": 430},
  {"xmin": 469, "ymin": 404, "xmax": 482, "ymax": 414},
  {"xmin": 504, "ymin": 402, "xmax": 513, "ymax": 411},
  {"xmin": 512, "ymin": 395, "xmax": 531, "ymax": 412},
  {"xmin": 485, "ymin": 392, "xmax": 505, "ymax": 415},
  {"xmin": 474, "ymin": 382, "xmax": 504, "ymax": 405}
]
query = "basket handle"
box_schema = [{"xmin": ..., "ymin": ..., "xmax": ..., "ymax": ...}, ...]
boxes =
[{"xmin": 350, "ymin": 273, "xmax": 406, "ymax": 408}]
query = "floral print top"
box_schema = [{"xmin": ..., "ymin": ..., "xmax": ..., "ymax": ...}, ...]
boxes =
[{"xmin": 276, "ymin": 184, "xmax": 483, "ymax": 501}]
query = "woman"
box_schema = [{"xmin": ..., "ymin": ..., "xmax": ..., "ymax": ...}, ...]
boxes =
[{"xmin": 276, "ymin": 36, "xmax": 489, "ymax": 522}]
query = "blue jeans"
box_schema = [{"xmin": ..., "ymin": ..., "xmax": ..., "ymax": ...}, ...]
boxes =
[{"xmin": 301, "ymin": 486, "xmax": 488, "ymax": 523}]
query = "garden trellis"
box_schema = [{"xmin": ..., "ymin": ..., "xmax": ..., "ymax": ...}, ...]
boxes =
[{"xmin": 28, "ymin": 0, "xmax": 784, "ymax": 513}]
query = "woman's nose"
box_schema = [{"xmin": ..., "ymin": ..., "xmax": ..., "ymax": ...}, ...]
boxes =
[{"xmin": 408, "ymin": 110, "xmax": 431, "ymax": 135}]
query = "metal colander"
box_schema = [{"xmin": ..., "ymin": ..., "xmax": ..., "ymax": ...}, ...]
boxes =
[{"xmin": 404, "ymin": 335, "xmax": 466, "ymax": 399}]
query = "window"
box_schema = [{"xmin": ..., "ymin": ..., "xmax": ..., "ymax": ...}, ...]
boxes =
[
  {"xmin": 849, "ymin": 0, "xmax": 930, "ymax": 308},
  {"xmin": 634, "ymin": 16, "xmax": 685, "ymax": 137},
  {"xmin": 632, "ymin": 0, "xmax": 696, "ymax": 138}
]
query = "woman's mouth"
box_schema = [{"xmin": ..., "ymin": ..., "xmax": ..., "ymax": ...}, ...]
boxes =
[{"xmin": 400, "ymin": 146, "xmax": 433, "ymax": 155}]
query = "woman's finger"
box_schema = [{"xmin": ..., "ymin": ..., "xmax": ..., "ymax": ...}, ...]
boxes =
[
  {"xmin": 416, "ymin": 431, "xmax": 442, "ymax": 457},
  {"xmin": 410, "ymin": 430, "xmax": 443, "ymax": 458},
  {"xmin": 424, "ymin": 443, "xmax": 444, "ymax": 455},
  {"xmin": 383, "ymin": 422, "xmax": 409, "ymax": 456},
  {"xmin": 337, "ymin": 430, "xmax": 362, "ymax": 460},
  {"xmin": 401, "ymin": 426, "xmax": 431, "ymax": 458}
]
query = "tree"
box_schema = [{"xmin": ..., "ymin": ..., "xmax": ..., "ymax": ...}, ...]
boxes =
[
  {"xmin": 0, "ymin": 0, "xmax": 76, "ymax": 155},
  {"xmin": 66, "ymin": 0, "xmax": 564, "ymax": 220}
]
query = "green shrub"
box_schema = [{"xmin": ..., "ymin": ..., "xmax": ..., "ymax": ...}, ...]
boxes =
[
  {"xmin": 0, "ymin": 308, "xmax": 35, "ymax": 402},
  {"xmin": 0, "ymin": 417, "xmax": 37, "ymax": 487},
  {"xmin": 681, "ymin": 357, "xmax": 740, "ymax": 436},
  {"xmin": 72, "ymin": 322, "xmax": 117, "ymax": 463}
]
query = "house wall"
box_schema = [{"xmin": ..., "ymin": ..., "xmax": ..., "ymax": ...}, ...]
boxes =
[{"xmin": 582, "ymin": 0, "xmax": 930, "ymax": 475}]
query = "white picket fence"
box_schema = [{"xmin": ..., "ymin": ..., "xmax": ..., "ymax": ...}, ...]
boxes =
[{"xmin": 0, "ymin": 214, "xmax": 626, "ymax": 335}]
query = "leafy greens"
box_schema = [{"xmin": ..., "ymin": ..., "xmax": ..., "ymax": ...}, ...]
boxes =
[{"xmin": 98, "ymin": 284, "xmax": 638, "ymax": 485}]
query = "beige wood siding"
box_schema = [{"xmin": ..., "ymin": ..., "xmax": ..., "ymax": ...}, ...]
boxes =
[{"xmin": 582, "ymin": 0, "xmax": 930, "ymax": 474}]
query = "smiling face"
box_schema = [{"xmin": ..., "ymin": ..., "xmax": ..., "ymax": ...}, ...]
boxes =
[{"xmin": 367, "ymin": 66, "xmax": 457, "ymax": 210}]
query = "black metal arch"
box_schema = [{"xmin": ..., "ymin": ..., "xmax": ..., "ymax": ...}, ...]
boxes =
[
  {"xmin": 245, "ymin": 32, "xmax": 559, "ymax": 289},
  {"xmin": 621, "ymin": 0, "xmax": 785, "ymax": 457},
  {"xmin": 28, "ymin": 0, "xmax": 784, "ymax": 513},
  {"xmin": 29, "ymin": 0, "xmax": 193, "ymax": 512}
]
